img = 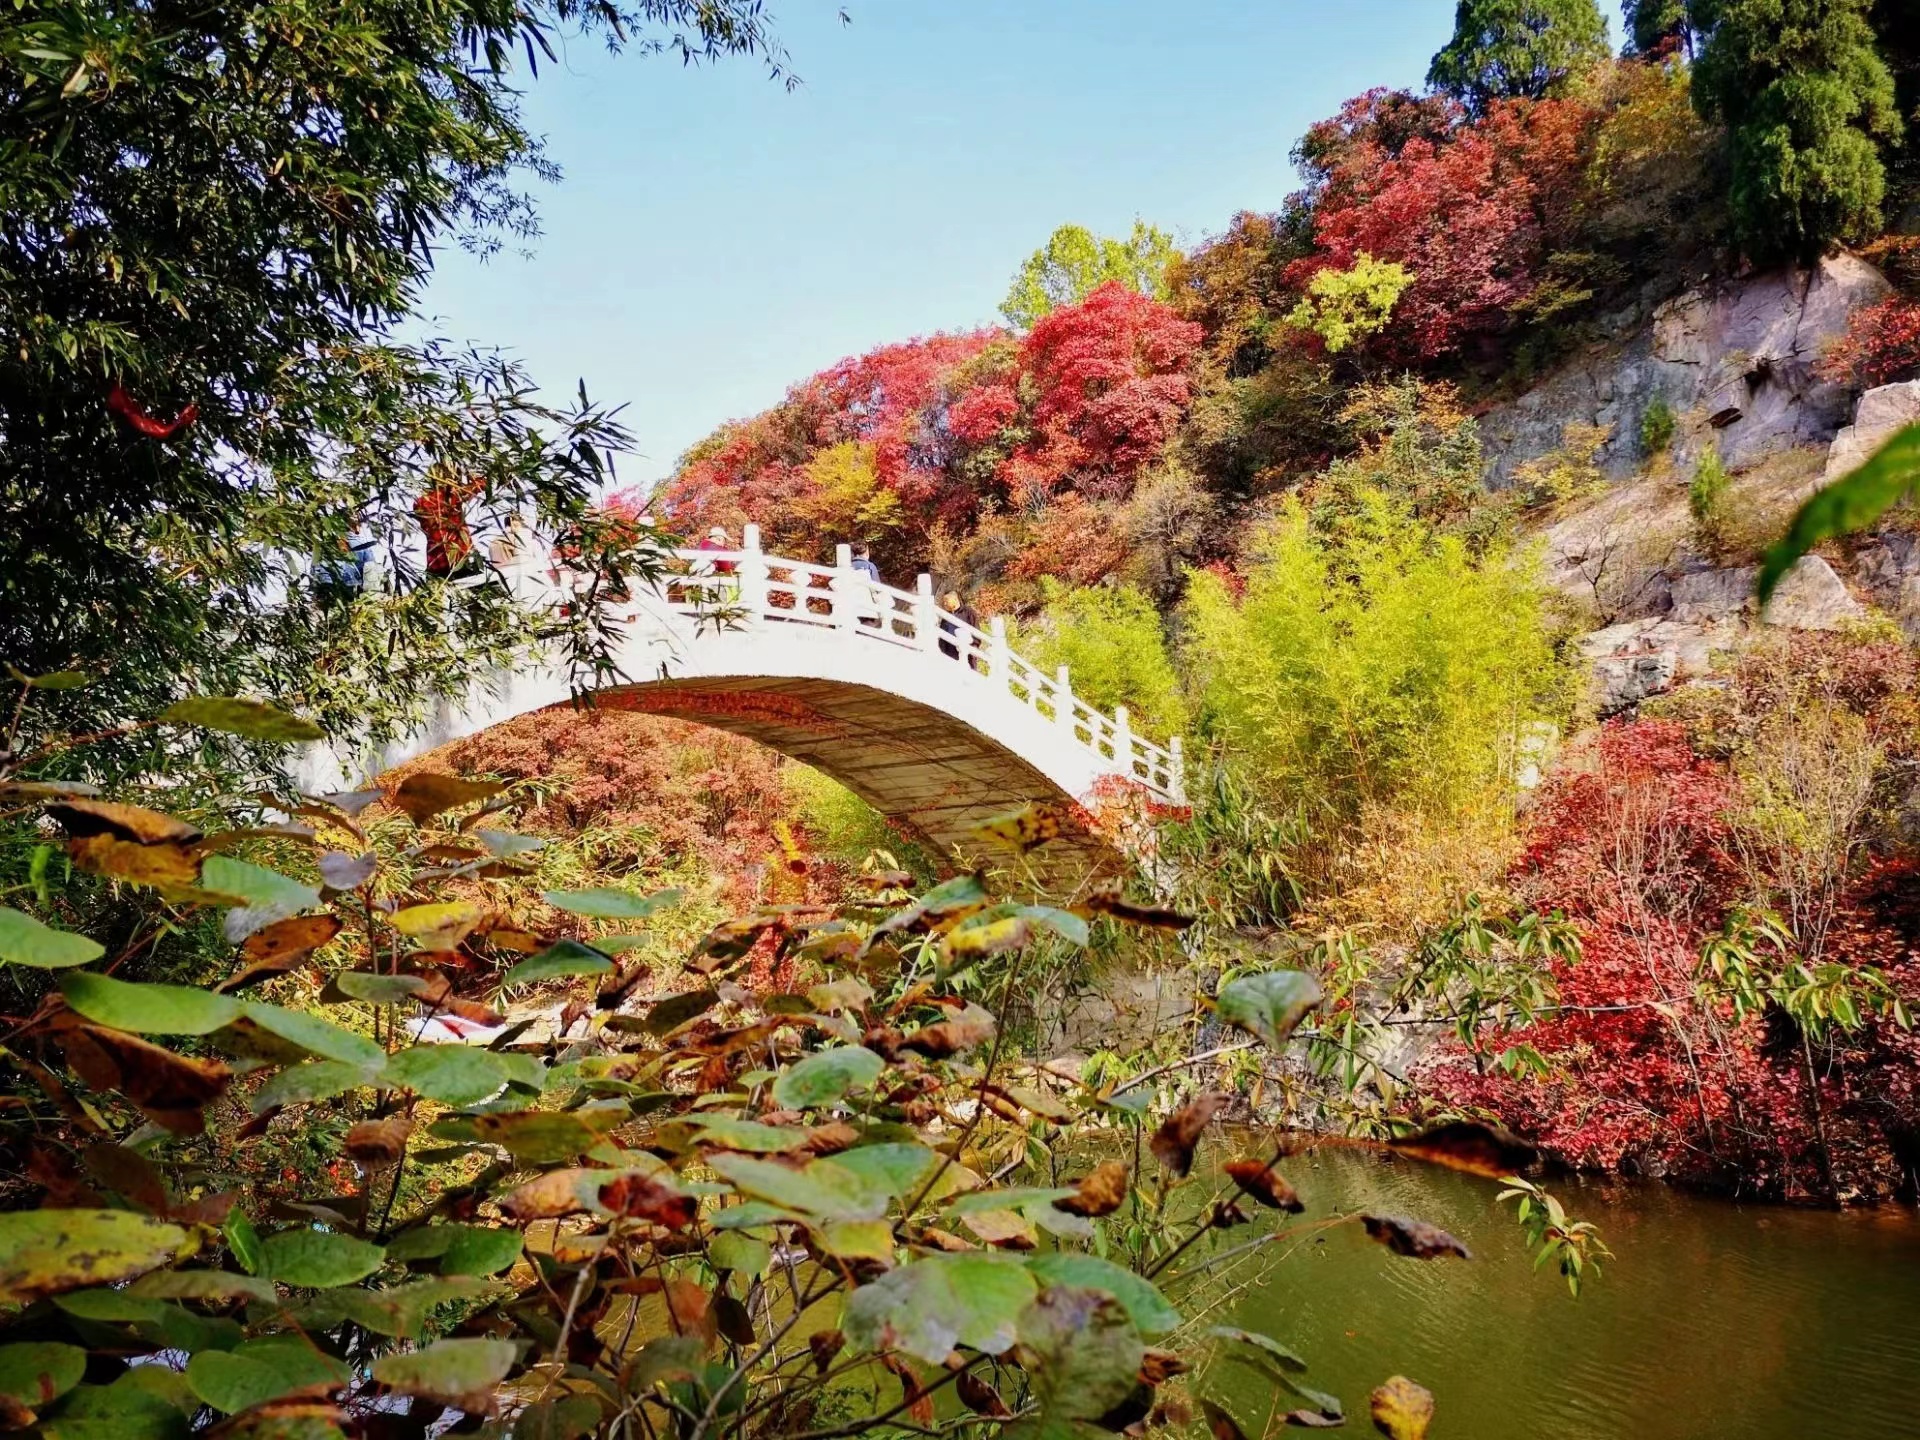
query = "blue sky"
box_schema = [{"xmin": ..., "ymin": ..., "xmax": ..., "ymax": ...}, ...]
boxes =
[{"xmin": 420, "ymin": 3, "xmax": 1604, "ymax": 491}]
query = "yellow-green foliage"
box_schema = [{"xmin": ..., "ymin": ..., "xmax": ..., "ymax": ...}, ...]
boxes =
[
  {"xmin": 786, "ymin": 763, "xmax": 934, "ymax": 878},
  {"xmin": 1017, "ymin": 579, "xmax": 1187, "ymax": 738},
  {"xmin": 1182, "ymin": 491, "xmax": 1569, "ymax": 847},
  {"xmin": 1287, "ymin": 251, "xmax": 1413, "ymax": 353}
]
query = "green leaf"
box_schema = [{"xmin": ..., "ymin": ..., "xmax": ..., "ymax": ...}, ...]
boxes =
[
  {"xmin": 770, "ymin": 1045, "xmax": 886, "ymax": 1110},
  {"xmin": 708, "ymin": 1230, "xmax": 771, "ymax": 1276},
  {"xmin": 831, "ymin": 1142, "xmax": 940, "ymax": 1202},
  {"xmin": 642, "ymin": 988, "xmax": 718, "ymax": 1035},
  {"xmin": 1025, "ymin": 1254, "xmax": 1181, "ymax": 1337},
  {"xmin": 16, "ymin": 669, "xmax": 92, "ymax": 690},
  {"xmin": 330, "ymin": 971, "xmax": 433, "ymax": 1005},
  {"xmin": 944, "ymin": 1186, "xmax": 1077, "ymax": 1215},
  {"xmin": 371, "ymin": 1337, "xmax": 518, "ymax": 1406},
  {"xmin": 0, "ymin": 907, "xmax": 104, "ymax": 968},
  {"xmin": 1215, "ymin": 969, "xmax": 1323, "ymax": 1050},
  {"xmin": 842, "ymin": 1254, "xmax": 1037, "ymax": 1362},
  {"xmin": 1760, "ymin": 424, "xmax": 1920, "ymax": 602},
  {"xmin": 241, "ymin": 1001, "xmax": 385, "ymax": 1068},
  {"xmin": 0, "ymin": 1341, "xmax": 87, "ymax": 1406},
  {"xmin": 443, "ymin": 1226, "xmax": 525, "ymax": 1276},
  {"xmin": 708, "ymin": 1152, "xmax": 890, "ymax": 1222},
  {"xmin": 294, "ymin": 1278, "xmax": 492, "ymax": 1338},
  {"xmin": 1206, "ymin": 1325, "xmax": 1306, "ymax": 1372},
  {"xmin": 59, "ymin": 972, "xmax": 241, "ymax": 1034},
  {"xmin": 254, "ymin": 1059, "xmax": 383, "ymax": 1112},
  {"xmin": 541, "ymin": 887, "xmax": 681, "ymax": 920},
  {"xmin": 501, "ymin": 940, "xmax": 613, "ymax": 986},
  {"xmin": 385, "ymin": 1045, "xmax": 509, "ymax": 1105},
  {"xmin": 864, "ymin": 872, "xmax": 989, "ymax": 952},
  {"xmin": 185, "ymin": 1342, "xmax": 347, "ymax": 1414},
  {"xmin": 261, "ymin": 1228, "xmax": 386, "ymax": 1288},
  {"xmin": 1015, "ymin": 1285, "xmax": 1144, "ymax": 1421},
  {"xmin": 128, "ymin": 1269, "xmax": 277, "ymax": 1303},
  {"xmin": 689, "ymin": 1115, "xmax": 811, "ymax": 1152},
  {"xmin": 161, "ymin": 696, "xmax": 324, "ymax": 743},
  {"xmin": 200, "ymin": 856, "xmax": 321, "ymax": 943},
  {"xmin": 0, "ymin": 1210, "xmax": 188, "ymax": 1301},
  {"xmin": 471, "ymin": 1108, "xmax": 623, "ymax": 1164}
]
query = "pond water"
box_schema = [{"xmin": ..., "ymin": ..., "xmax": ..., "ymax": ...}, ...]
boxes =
[{"xmin": 1185, "ymin": 1146, "xmax": 1920, "ymax": 1440}]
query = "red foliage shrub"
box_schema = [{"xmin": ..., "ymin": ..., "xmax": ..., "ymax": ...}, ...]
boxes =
[
  {"xmin": 1816, "ymin": 296, "xmax": 1920, "ymax": 390},
  {"xmin": 1428, "ymin": 717, "xmax": 1920, "ymax": 1199},
  {"xmin": 659, "ymin": 285, "xmax": 1199, "ymax": 585},
  {"xmin": 1291, "ymin": 93, "xmax": 1600, "ymax": 360},
  {"xmin": 1003, "ymin": 282, "xmax": 1203, "ymax": 497}
]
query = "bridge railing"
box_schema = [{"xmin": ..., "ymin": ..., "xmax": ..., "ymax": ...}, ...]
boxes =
[{"xmin": 634, "ymin": 526, "xmax": 1186, "ymax": 804}]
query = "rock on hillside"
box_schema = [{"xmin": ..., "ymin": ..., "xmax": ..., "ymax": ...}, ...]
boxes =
[{"xmin": 1481, "ymin": 255, "xmax": 1890, "ymax": 485}]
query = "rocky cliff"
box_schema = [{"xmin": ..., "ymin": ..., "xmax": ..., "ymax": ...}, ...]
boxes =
[{"xmin": 1481, "ymin": 255, "xmax": 1891, "ymax": 485}]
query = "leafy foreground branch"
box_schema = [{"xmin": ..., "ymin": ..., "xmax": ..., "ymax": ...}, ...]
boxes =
[{"xmin": 0, "ymin": 691, "xmax": 1596, "ymax": 1440}]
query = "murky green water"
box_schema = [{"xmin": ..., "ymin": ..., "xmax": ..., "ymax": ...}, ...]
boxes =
[{"xmin": 1186, "ymin": 1147, "xmax": 1920, "ymax": 1440}]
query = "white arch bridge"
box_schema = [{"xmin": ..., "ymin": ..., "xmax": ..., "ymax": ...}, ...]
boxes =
[{"xmin": 299, "ymin": 526, "xmax": 1187, "ymax": 869}]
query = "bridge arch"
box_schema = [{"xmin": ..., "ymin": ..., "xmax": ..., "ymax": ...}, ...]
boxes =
[{"xmin": 296, "ymin": 529, "xmax": 1186, "ymax": 866}]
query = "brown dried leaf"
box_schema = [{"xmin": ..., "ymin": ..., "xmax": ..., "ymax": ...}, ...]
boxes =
[
  {"xmin": 808, "ymin": 1329, "xmax": 844, "ymax": 1374},
  {"xmin": 344, "ymin": 1117, "xmax": 413, "ymax": 1166},
  {"xmin": 1223, "ymin": 1158, "xmax": 1304, "ymax": 1213},
  {"xmin": 1138, "ymin": 1348, "xmax": 1188, "ymax": 1385},
  {"xmin": 44, "ymin": 800, "xmax": 200, "ymax": 845},
  {"xmin": 68, "ymin": 834, "xmax": 204, "ymax": 890},
  {"xmin": 1053, "ymin": 1159, "xmax": 1129, "ymax": 1217},
  {"xmin": 1080, "ymin": 878, "xmax": 1195, "ymax": 932},
  {"xmin": 898, "ymin": 1004, "xmax": 995, "ymax": 1059},
  {"xmin": 385, "ymin": 774, "xmax": 506, "ymax": 826},
  {"xmin": 1360, "ymin": 1215, "xmax": 1470, "ymax": 1261},
  {"xmin": 1369, "ymin": 1376, "xmax": 1434, "ymax": 1440},
  {"xmin": 57, "ymin": 1021, "xmax": 231, "ymax": 1134},
  {"xmin": 956, "ymin": 1371, "xmax": 1012, "ymax": 1419},
  {"xmin": 802, "ymin": 1122, "xmax": 860, "ymax": 1156},
  {"xmin": 82, "ymin": 1141, "xmax": 171, "ymax": 1214},
  {"xmin": 222, "ymin": 914, "xmax": 344, "ymax": 991},
  {"xmin": 1150, "ymin": 1092, "xmax": 1228, "ymax": 1177},
  {"xmin": 879, "ymin": 1354, "xmax": 933, "ymax": 1427},
  {"xmin": 597, "ymin": 1173, "xmax": 698, "ymax": 1230},
  {"xmin": 911, "ymin": 1227, "xmax": 975, "ymax": 1253},
  {"xmin": 1203, "ymin": 1400, "xmax": 1250, "ymax": 1440},
  {"xmin": 1386, "ymin": 1121, "xmax": 1536, "ymax": 1180}
]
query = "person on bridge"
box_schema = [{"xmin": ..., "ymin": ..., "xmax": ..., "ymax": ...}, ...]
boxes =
[
  {"xmin": 938, "ymin": 590, "xmax": 983, "ymax": 670},
  {"xmin": 695, "ymin": 524, "xmax": 740, "ymax": 603},
  {"xmin": 848, "ymin": 543, "xmax": 884, "ymax": 628}
]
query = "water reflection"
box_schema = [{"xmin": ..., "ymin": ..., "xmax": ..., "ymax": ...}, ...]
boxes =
[{"xmin": 1185, "ymin": 1147, "xmax": 1920, "ymax": 1439}]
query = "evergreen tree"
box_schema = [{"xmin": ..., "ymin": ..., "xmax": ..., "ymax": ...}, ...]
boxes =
[
  {"xmin": 1427, "ymin": 0, "xmax": 1612, "ymax": 113},
  {"xmin": 1624, "ymin": 0, "xmax": 1700, "ymax": 53},
  {"xmin": 1692, "ymin": 0, "xmax": 1903, "ymax": 262}
]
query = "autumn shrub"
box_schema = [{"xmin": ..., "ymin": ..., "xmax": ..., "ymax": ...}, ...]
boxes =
[
  {"xmin": 1015, "ymin": 579, "xmax": 1187, "ymax": 739},
  {"xmin": 1181, "ymin": 489, "xmax": 1569, "ymax": 899},
  {"xmin": 1427, "ymin": 713, "xmax": 1920, "ymax": 1200},
  {"xmin": 1816, "ymin": 295, "xmax": 1920, "ymax": 390}
]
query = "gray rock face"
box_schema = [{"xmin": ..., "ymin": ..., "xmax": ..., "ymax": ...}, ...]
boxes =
[
  {"xmin": 1761, "ymin": 555, "xmax": 1864, "ymax": 630},
  {"xmin": 1824, "ymin": 381, "xmax": 1920, "ymax": 481},
  {"xmin": 1853, "ymin": 532, "xmax": 1920, "ymax": 633},
  {"xmin": 1591, "ymin": 648, "xmax": 1678, "ymax": 713},
  {"xmin": 1669, "ymin": 565, "xmax": 1758, "ymax": 624},
  {"xmin": 1481, "ymin": 255, "xmax": 1890, "ymax": 485}
]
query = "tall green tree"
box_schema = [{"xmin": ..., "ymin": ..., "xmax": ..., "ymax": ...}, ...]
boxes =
[
  {"xmin": 1691, "ymin": 0, "xmax": 1903, "ymax": 262},
  {"xmin": 1426, "ymin": 0, "xmax": 1612, "ymax": 112},
  {"xmin": 1624, "ymin": 0, "xmax": 1701, "ymax": 53},
  {"xmin": 0, "ymin": 0, "xmax": 786, "ymax": 779},
  {"xmin": 1000, "ymin": 221, "xmax": 1178, "ymax": 330}
]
